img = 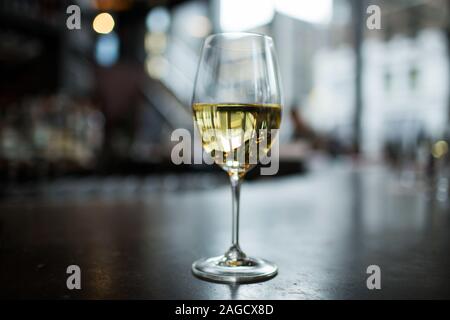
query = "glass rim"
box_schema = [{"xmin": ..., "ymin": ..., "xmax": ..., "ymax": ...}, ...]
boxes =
[{"xmin": 203, "ymin": 32, "xmax": 274, "ymax": 49}]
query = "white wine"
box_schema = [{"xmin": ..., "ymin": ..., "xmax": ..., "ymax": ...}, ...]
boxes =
[{"xmin": 193, "ymin": 103, "xmax": 282, "ymax": 176}]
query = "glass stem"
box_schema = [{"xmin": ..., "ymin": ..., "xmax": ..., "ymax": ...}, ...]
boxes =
[
  {"xmin": 224, "ymin": 173, "xmax": 246, "ymax": 262},
  {"xmin": 230, "ymin": 174, "xmax": 241, "ymax": 248}
]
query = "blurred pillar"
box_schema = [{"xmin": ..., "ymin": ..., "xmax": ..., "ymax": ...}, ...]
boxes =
[
  {"xmin": 351, "ymin": 0, "xmax": 365, "ymax": 154},
  {"xmin": 210, "ymin": 0, "xmax": 221, "ymax": 33}
]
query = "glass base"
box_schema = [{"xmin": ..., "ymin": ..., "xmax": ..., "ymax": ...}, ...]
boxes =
[{"xmin": 192, "ymin": 255, "xmax": 278, "ymax": 284}]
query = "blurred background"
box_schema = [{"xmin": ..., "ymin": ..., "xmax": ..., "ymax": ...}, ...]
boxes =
[
  {"xmin": 1, "ymin": 0, "xmax": 450, "ymax": 300},
  {"xmin": 0, "ymin": 0, "xmax": 449, "ymax": 203}
]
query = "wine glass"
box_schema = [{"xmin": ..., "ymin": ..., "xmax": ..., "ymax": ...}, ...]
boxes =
[{"xmin": 191, "ymin": 32, "xmax": 282, "ymax": 283}]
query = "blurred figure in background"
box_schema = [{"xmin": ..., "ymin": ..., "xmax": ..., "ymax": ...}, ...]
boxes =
[{"xmin": 290, "ymin": 105, "xmax": 346, "ymax": 158}]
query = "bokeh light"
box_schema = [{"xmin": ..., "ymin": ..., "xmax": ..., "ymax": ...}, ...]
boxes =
[
  {"xmin": 145, "ymin": 32, "xmax": 167, "ymax": 54},
  {"xmin": 187, "ymin": 15, "xmax": 211, "ymax": 38},
  {"xmin": 431, "ymin": 140, "xmax": 448, "ymax": 159},
  {"xmin": 95, "ymin": 32, "xmax": 119, "ymax": 66},
  {"xmin": 146, "ymin": 56, "xmax": 169, "ymax": 79},
  {"xmin": 146, "ymin": 7, "xmax": 171, "ymax": 33},
  {"xmin": 93, "ymin": 12, "xmax": 115, "ymax": 34}
]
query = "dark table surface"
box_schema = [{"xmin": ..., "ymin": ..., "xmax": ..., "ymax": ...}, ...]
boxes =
[{"xmin": 1, "ymin": 164, "xmax": 449, "ymax": 299}]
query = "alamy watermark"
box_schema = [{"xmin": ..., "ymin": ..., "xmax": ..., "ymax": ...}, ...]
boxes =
[
  {"xmin": 366, "ymin": 5, "xmax": 381, "ymax": 30},
  {"xmin": 65, "ymin": 4, "xmax": 381, "ymax": 31},
  {"xmin": 66, "ymin": 5, "xmax": 81, "ymax": 30},
  {"xmin": 366, "ymin": 265, "xmax": 381, "ymax": 290},
  {"xmin": 170, "ymin": 128, "xmax": 280, "ymax": 176},
  {"xmin": 66, "ymin": 265, "xmax": 81, "ymax": 290}
]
